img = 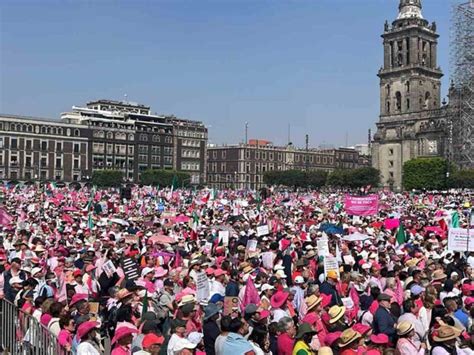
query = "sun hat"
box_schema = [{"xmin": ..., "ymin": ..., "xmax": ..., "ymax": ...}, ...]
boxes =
[
  {"xmin": 214, "ymin": 269, "xmax": 226, "ymax": 277},
  {"xmin": 318, "ymin": 346, "xmax": 334, "ymax": 355},
  {"xmin": 172, "ymin": 338, "xmax": 198, "ymax": 353},
  {"xmin": 142, "ymin": 333, "xmax": 165, "ymax": 348},
  {"xmin": 203, "ymin": 303, "xmax": 222, "ymax": 321},
  {"xmin": 31, "ymin": 267, "xmax": 42, "ymax": 277},
  {"xmin": 141, "ymin": 267, "xmax": 155, "ymax": 278},
  {"xmin": 305, "ymin": 295, "xmax": 322, "ymax": 312},
  {"xmin": 464, "ymin": 297, "xmax": 474, "ymax": 307},
  {"xmin": 275, "ymin": 270, "xmax": 287, "ymax": 279},
  {"xmin": 432, "ymin": 326, "xmax": 462, "ymax": 342},
  {"xmin": 261, "ymin": 284, "xmax": 275, "ymax": 292},
  {"xmin": 187, "ymin": 332, "xmax": 204, "ymax": 345},
  {"xmin": 76, "ymin": 321, "xmax": 99, "ymax": 340},
  {"xmin": 294, "ymin": 276, "xmax": 305, "ymax": 284},
  {"xmin": 370, "ymin": 333, "xmax": 389, "ymax": 345},
  {"xmin": 270, "ymin": 291, "xmax": 289, "ymax": 308},
  {"xmin": 410, "ymin": 284, "xmax": 425, "ymax": 296},
  {"xmin": 178, "ymin": 294, "xmax": 196, "ymax": 307},
  {"xmin": 396, "ymin": 321, "xmax": 414, "ymax": 336},
  {"xmin": 432, "ymin": 269, "xmax": 447, "ymax": 281},
  {"xmin": 295, "ymin": 322, "xmax": 317, "ymax": 339},
  {"xmin": 154, "ymin": 267, "xmax": 168, "ymax": 278},
  {"xmin": 116, "ymin": 289, "xmax": 134, "ymax": 301},
  {"xmin": 111, "ymin": 326, "xmax": 137, "ymax": 344},
  {"xmin": 339, "ymin": 328, "xmax": 362, "ymax": 347},
  {"xmin": 328, "ymin": 305, "xmax": 346, "ymax": 324},
  {"xmin": 70, "ymin": 293, "xmax": 88, "ymax": 306}
]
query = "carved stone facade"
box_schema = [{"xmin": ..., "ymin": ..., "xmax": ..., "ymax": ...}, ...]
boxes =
[{"xmin": 372, "ymin": 0, "xmax": 449, "ymax": 190}]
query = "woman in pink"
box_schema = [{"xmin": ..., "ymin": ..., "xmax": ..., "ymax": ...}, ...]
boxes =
[
  {"xmin": 395, "ymin": 321, "xmax": 425, "ymax": 355},
  {"xmin": 57, "ymin": 315, "xmax": 75, "ymax": 352},
  {"xmin": 111, "ymin": 327, "xmax": 137, "ymax": 355}
]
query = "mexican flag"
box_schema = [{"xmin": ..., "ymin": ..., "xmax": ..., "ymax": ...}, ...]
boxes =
[
  {"xmin": 451, "ymin": 211, "xmax": 460, "ymax": 228},
  {"xmin": 396, "ymin": 223, "xmax": 407, "ymax": 245}
]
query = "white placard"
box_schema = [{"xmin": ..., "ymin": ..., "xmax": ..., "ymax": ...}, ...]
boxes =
[
  {"xmin": 256, "ymin": 225, "xmax": 269, "ymax": 237},
  {"xmin": 219, "ymin": 231, "xmax": 229, "ymax": 246},
  {"xmin": 448, "ymin": 228, "xmax": 474, "ymax": 252},
  {"xmin": 246, "ymin": 239, "xmax": 258, "ymax": 252},
  {"xmin": 323, "ymin": 255, "xmax": 340, "ymax": 278},
  {"xmin": 196, "ymin": 272, "xmax": 210, "ymax": 302},
  {"xmin": 262, "ymin": 251, "xmax": 274, "ymax": 269},
  {"xmin": 317, "ymin": 239, "xmax": 330, "ymax": 257},
  {"xmin": 341, "ymin": 297, "xmax": 354, "ymax": 310},
  {"xmin": 102, "ymin": 260, "xmax": 117, "ymax": 278},
  {"xmin": 342, "ymin": 255, "xmax": 355, "ymax": 265}
]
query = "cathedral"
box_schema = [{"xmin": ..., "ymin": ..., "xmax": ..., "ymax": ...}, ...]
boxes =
[{"xmin": 371, "ymin": 0, "xmax": 451, "ymax": 190}]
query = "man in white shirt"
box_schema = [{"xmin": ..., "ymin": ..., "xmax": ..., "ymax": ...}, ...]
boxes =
[{"xmin": 398, "ymin": 299, "xmax": 426, "ymax": 346}]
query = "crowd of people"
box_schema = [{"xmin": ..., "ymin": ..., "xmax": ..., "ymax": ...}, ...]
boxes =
[{"xmin": 0, "ymin": 184, "xmax": 473, "ymax": 355}]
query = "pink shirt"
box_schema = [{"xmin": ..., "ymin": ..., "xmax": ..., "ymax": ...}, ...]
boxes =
[
  {"xmin": 40, "ymin": 313, "xmax": 52, "ymax": 327},
  {"xmin": 277, "ymin": 333, "xmax": 295, "ymax": 355},
  {"xmin": 111, "ymin": 345, "xmax": 130, "ymax": 355},
  {"xmin": 58, "ymin": 329, "xmax": 72, "ymax": 347}
]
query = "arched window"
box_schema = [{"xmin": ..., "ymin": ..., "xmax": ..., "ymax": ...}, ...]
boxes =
[
  {"xmin": 386, "ymin": 101, "xmax": 391, "ymax": 114},
  {"xmin": 74, "ymin": 129, "xmax": 80, "ymax": 137},
  {"xmin": 405, "ymin": 81, "xmax": 410, "ymax": 93},
  {"xmin": 58, "ymin": 128, "xmax": 63, "ymax": 135},
  {"xmin": 52, "ymin": 127, "xmax": 57, "ymax": 134},
  {"xmin": 28, "ymin": 125, "xmax": 33, "ymax": 133},
  {"xmin": 11, "ymin": 124, "xmax": 16, "ymax": 131},
  {"xmin": 395, "ymin": 92, "xmax": 402, "ymax": 111},
  {"xmin": 107, "ymin": 132, "xmax": 113, "ymax": 139},
  {"xmin": 47, "ymin": 127, "xmax": 51, "ymax": 134},
  {"xmin": 386, "ymin": 84, "xmax": 391, "ymax": 96},
  {"xmin": 397, "ymin": 53, "xmax": 403, "ymax": 67},
  {"xmin": 128, "ymin": 134, "xmax": 134, "ymax": 141},
  {"xmin": 425, "ymin": 92, "xmax": 431, "ymax": 108},
  {"xmin": 22, "ymin": 125, "xmax": 27, "ymax": 132}
]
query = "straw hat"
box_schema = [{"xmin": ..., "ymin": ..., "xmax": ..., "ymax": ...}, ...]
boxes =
[
  {"xmin": 338, "ymin": 328, "xmax": 361, "ymax": 347},
  {"xmin": 305, "ymin": 295, "xmax": 322, "ymax": 312},
  {"xmin": 328, "ymin": 305, "xmax": 346, "ymax": 324},
  {"xmin": 318, "ymin": 346, "xmax": 334, "ymax": 355},
  {"xmin": 396, "ymin": 321, "xmax": 414, "ymax": 336},
  {"xmin": 433, "ymin": 326, "xmax": 462, "ymax": 342},
  {"xmin": 432, "ymin": 269, "xmax": 447, "ymax": 281}
]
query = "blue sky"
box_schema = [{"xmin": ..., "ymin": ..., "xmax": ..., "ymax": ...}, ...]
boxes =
[{"xmin": 0, "ymin": 0, "xmax": 453, "ymax": 148}]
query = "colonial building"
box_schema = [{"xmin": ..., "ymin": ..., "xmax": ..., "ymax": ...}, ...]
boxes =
[
  {"xmin": 371, "ymin": 0, "xmax": 451, "ymax": 189},
  {"xmin": 207, "ymin": 141, "xmax": 365, "ymax": 190},
  {"xmin": 0, "ymin": 99, "xmax": 208, "ymax": 184},
  {"xmin": 0, "ymin": 115, "xmax": 90, "ymax": 182}
]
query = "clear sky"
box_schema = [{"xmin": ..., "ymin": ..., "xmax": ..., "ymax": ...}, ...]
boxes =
[{"xmin": 0, "ymin": 0, "xmax": 453, "ymax": 148}]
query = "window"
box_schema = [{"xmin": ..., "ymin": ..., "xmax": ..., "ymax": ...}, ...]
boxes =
[
  {"xmin": 389, "ymin": 148, "xmax": 394, "ymax": 156},
  {"xmin": 56, "ymin": 142, "xmax": 62, "ymax": 151},
  {"xmin": 73, "ymin": 174, "xmax": 79, "ymax": 181},
  {"xmin": 73, "ymin": 158, "xmax": 79, "ymax": 169},
  {"xmin": 140, "ymin": 134, "xmax": 148, "ymax": 142},
  {"xmin": 222, "ymin": 151, "xmax": 226, "ymax": 159},
  {"xmin": 389, "ymin": 160, "xmax": 394, "ymax": 167},
  {"xmin": 386, "ymin": 101, "xmax": 391, "ymax": 114},
  {"xmin": 0, "ymin": 138, "xmax": 3, "ymax": 148},
  {"xmin": 165, "ymin": 136, "xmax": 172, "ymax": 144},
  {"xmin": 40, "ymin": 157, "xmax": 47, "ymax": 167},
  {"xmin": 10, "ymin": 154, "xmax": 18, "ymax": 165},
  {"xmin": 406, "ymin": 98, "xmax": 410, "ymax": 110},
  {"xmin": 56, "ymin": 158, "xmax": 62, "ymax": 169},
  {"xmin": 395, "ymin": 92, "xmax": 402, "ymax": 111},
  {"xmin": 74, "ymin": 143, "xmax": 80, "ymax": 153},
  {"xmin": 151, "ymin": 146, "xmax": 160, "ymax": 155},
  {"xmin": 405, "ymin": 81, "xmax": 410, "ymax": 93},
  {"xmin": 128, "ymin": 146, "xmax": 134, "ymax": 155},
  {"xmin": 25, "ymin": 156, "xmax": 32, "ymax": 167},
  {"xmin": 164, "ymin": 147, "xmax": 173, "ymax": 155},
  {"xmin": 10, "ymin": 138, "xmax": 17, "ymax": 149},
  {"xmin": 164, "ymin": 156, "xmax": 172, "ymax": 165},
  {"xmin": 73, "ymin": 129, "xmax": 80, "ymax": 137},
  {"xmin": 41, "ymin": 141, "xmax": 48, "ymax": 151},
  {"xmin": 424, "ymin": 92, "xmax": 431, "ymax": 108},
  {"xmin": 152, "ymin": 135, "xmax": 160, "ymax": 142},
  {"xmin": 25, "ymin": 140, "xmax": 32, "ymax": 150},
  {"xmin": 389, "ymin": 171, "xmax": 394, "ymax": 178}
]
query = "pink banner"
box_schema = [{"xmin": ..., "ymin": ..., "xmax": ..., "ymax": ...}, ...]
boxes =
[{"xmin": 344, "ymin": 194, "xmax": 379, "ymax": 216}]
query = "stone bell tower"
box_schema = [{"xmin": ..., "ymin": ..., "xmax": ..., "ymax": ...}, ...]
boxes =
[{"xmin": 372, "ymin": 0, "xmax": 447, "ymax": 190}]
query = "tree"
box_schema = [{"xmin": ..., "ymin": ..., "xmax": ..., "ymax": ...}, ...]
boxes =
[
  {"xmin": 140, "ymin": 169, "xmax": 191, "ymax": 187},
  {"xmin": 92, "ymin": 170, "xmax": 124, "ymax": 188},
  {"xmin": 327, "ymin": 167, "xmax": 380, "ymax": 188},
  {"xmin": 449, "ymin": 169, "xmax": 474, "ymax": 189},
  {"xmin": 402, "ymin": 157, "xmax": 454, "ymax": 190},
  {"xmin": 306, "ymin": 170, "xmax": 329, "ymax": 188}
]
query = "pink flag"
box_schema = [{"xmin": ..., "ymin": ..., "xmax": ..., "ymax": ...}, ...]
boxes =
[
  {"xmin": 347, "ymin": 286, "xmax": 360, "ymax": 322},
  {"xmin": 62, "ymin": 214, "xmax": 74, "ymax": 224},
  {"xmin": 240, "ymin": 277, "xmax": 260, "ymax": 312},
  {"xmin": 383, "ymin": 218, "xmax": 400, "ymax": 230},
  {"xmin": 0, "ymin": 207, "xmax": 13, "ymax": 226},
  {"xmin": 394, "ymin": 277, "xmax": 404, "ymax": 305}
]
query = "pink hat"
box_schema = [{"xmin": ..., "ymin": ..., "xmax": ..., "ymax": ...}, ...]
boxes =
[
  {"xmin": 325, "ymin": 331, "xmax": 342, "ymax": 346},
  {"xmin": 464, "ymin": 297, "xmax": 474, "ymax": 307},
  {"xmin": 270, "ymin": 291, "xmax": 289, "ymax": 308},
  {"xmin": 155, "ymin": 267, "xmax": 168, "ymax": 278},
  {"xmin": 70, "ymin": 293, "xmax": 88, "ymax": 306},
  {"xmin": 352, "ymin": 323, "xmax": 371, "ymax": 335},
  {"xmin": 214, "ymin": 269, "xmax": 226, "ymax": 277},
  {"xmin": 259, "ymin": 309, "xmax": 270, "ymax": 320},
  {"xmin": 205, "ymin": 267, "xmax": 215, "ymax": 276},
  {"xmin": 77, "ymin": 321, "xmax": 99, "ymax": 339},
  {"xmin": 111, "ymin": 327, "xmax": 137, "ymax": 344},
  {"xmin": 280, "ymin": 239, "xmax": 291, "ymax": 251},
  {"xmin": 370, "ymin": 333, "xmax": 389, "ymax": 344}
]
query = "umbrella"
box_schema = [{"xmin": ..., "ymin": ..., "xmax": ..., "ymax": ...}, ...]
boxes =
[
  {"xmin": 342, "ymin": 232, "xmax": 373, "ymax": 242},
  {"xmin": 110, "ymin": 218, "xmax": 130, "ymax": 226},
  {"xmin": 149, "ymin": 234, "xmax": 176, "ymax": 245},
  {"xmin": 175, "ymin": 215, "xmax": 190, "ymax": 223}
]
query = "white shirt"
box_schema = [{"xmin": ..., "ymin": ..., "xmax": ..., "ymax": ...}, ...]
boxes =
[
  {"xmin": 215, "ymin": 334, "xmax": 227, "ymax": 355},
  {"xmin": 167, "ymin": 334, "xmax": 182, "ymax": 355},
  {"xmin": 432, "ymin": 346, "xmax": 452, "ymax": 355},
  {"xmin": 272, "ymin": 308, "xmax": 289, "ymax": 323},
  {"xmin": 77, "ymin": 341, "xmax": 100, "ymax": 355},
  {"xmin": 398, "ymin": 312, "xmax": 426, "ymax": 346}
]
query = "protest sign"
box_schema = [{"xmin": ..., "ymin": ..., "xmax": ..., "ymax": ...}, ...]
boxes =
[
  {"xmin": 122, "ymin": 257, "xmax": 140, "ymax": 280},
  {"xmin": 256, "ymin": 225, "xmax": 269, "ymax": 237},
  {"xmin": 317, "ymin": 239, "xmax": 330, "ymax": 257},
  {"xmin": 344, "ymin": 194, "xmax": 379, "ymax": 216},
  {"xmin": 196, "ymin": 272, "xmax": 210, "ymax": 302},
  {"xmin": 323, "ymin": 255, "xmax": 340, "ymax": 278},
  {"xmin": 262, "ymin": 251, "xmax": 274, "ymax": 269},
  {"xmin": 124, "ymin": 235, "xmax": 139, "ymax": 244},
  {"xmin": 223, "ymin": 297, "xmax": 239, "ymax": 315},
  {"xmin": 102, "ymin": 260, "xmax": 117, "ymax": 278},
  {"xmin": 448, "ymin": 228, "xmax": 474, "ymax": 252},
  {"xmin": 246, "ymin": 239, "xmax": 258, "ymax": 252},
  {"xmin": 219, "ymin": 230, "xmax": 229, "ymax": 246}
]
